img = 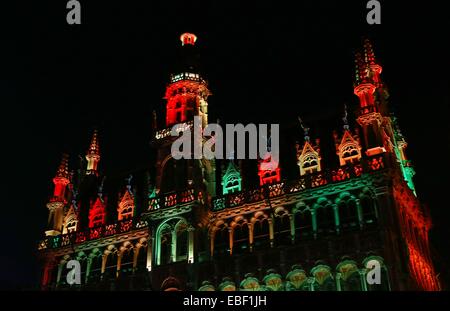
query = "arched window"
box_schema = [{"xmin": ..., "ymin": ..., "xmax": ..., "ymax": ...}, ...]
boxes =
[
  {"xmin": 159, "ymin": 225, "xmax": 172, "ymax": 265},
  {"xmin": 315, "ymin": 200, "xmax": 335, "ymax": 235},
  {"xmin": 176, "ymin": 222, "xmax": 189, "ymax": 261},
  {"xmin": 135, "ymin": 238, "xmax": 148, "ymax": 273},
  {"xmin": 119, "ymin": 243, "xmax": 134, "ymax": 276},
  {"xmin": 294, "ymin": 209, "xmax": 313, "ymax": 239},
  {"xmin": 156, "ymin": 218, "xmax": 192, "ymax": 265},
  {"xmin": 213, "ymin": 225, "xmax": 229, "ymax": 256},
  {"xmin": 87, "ymin": 249, "xmax": 102, "ymax": 284},
  {"xmin": 232, "ymin": 219, "xmax": 249, "ymax": 255},
  {"xmin": 103, "ymin": 246, "xmax": 118, "ymax": 281},
  {"xmin": 252, "ymin": 214, "xmax": 270, "ymax": 249},
  {"xmin": 274, "ymin": 209, "xmax": 291, "ymax": 246},
  {"xmin": 337, "ymin": 194, "xmax": 359, "ymax": 230},
  {"xmin": 360, "ymin": 195, "xmax": 377, "ymax": 225}
]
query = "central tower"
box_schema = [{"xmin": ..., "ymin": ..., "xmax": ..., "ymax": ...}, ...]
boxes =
[{"xmin": 153, "ymin": 33, "xmax": 215, "ymax": 198}]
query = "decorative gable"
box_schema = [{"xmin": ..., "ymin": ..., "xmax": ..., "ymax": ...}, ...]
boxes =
[
  {"xmin": 118, "ymin": 189, "xmax": 135, "ymax": 221},
  {"xmin": 89, "ymin": 196, "xmax": 106, "ymax": 228},
  {"xmin": 222, "ymin": 161, "xmax": 242, "ymax": 194},
  {"xmin": 62, "ymin": 203, "xmax": 78, "ymax": 234},
  {"xmin": 297, "ymin": 139, "xmax": 321, "ymax": 176},
  {"xmin": 334, "ymin": 129, "xmax": 362, "ymax": 166}
]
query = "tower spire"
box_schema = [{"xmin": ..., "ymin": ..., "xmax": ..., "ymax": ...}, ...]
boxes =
[
  {"xmin": 86, "ymin": 130, "xmax": 100, "ymax": 175},
  {"xmin": 45, "ymin": 154, "xmax": 70, "ymax": 236},
  {"xmin": 354, "ymin": 39, "xmax": 389, "ymax": 156},
  {"xmin": 342, "ymin": 104, "xmax": 349, "ymax": 131},
  {"xmin": 297, "ymin": 116, "xmax": 310, "ymax": 142}
]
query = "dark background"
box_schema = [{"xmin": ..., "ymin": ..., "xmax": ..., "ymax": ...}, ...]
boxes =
[{"xmin": 1, "ymin": 0, "xmax": 449, "ymax": 289}]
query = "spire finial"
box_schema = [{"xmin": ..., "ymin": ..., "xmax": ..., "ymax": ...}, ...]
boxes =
[
  {"xmin": 55, "ymin": 153, "xmax": 70, "ymax": 179},
  {"xmin": 363, "ymin": 38, "xmax": 376, "ymax": 65},
  {"xmin": 342, "ymin": 104, "xmax": 349, "ymax": 130},
  {"xmin": 98, "ymin": 176, "xmax": 106, "ymax": 198},
  {"xmin": 126, "ymin": 174, "xmax": 133, "ymax": 191},
  {"xmin": 86, "ymin": 130, "xmax": 101, "ymax": 174},
  {"xmin": 88, "ymin": 130, "xmax": 100, "ymax": 156},
  {"xmin": 297, "ymin": 116, "xmax": 310, "ymax": 142}
]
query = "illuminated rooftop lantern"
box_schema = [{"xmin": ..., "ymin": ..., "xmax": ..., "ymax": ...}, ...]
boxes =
[{"xmin": 180, "ymin": 33, "xmax": 197, "ymax": 46}]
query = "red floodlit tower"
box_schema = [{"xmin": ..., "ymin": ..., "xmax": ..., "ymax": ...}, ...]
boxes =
[
  {"xmin": 164, "ymin": 34, "xmax": 210, "ymax": 128},
  {"xmin": 354, "ymin": 39, "xmax": 390, "ymax": 156},
  {"xmin": 45, "ymin": 154, "xmax": 70, "ymax": 236},
  {"xmin": 86, "ymin": 130, "xmax": 100, "ymax": 176},
  {"xmin": 154, "ymin": 33, "xmax": 216, "ymax": 197}
]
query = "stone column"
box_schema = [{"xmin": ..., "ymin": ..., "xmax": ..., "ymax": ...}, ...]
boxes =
[
  {"xmin": 248, "ymin": 223, "xmax": 254, "ymax": 252},
  {"xmin": 289, "ymin": 214, "xmax": 295, "ymax": 243},
  {"xmin": 85, "ymin": 257, "xmax": 92, "ymax": 284},
  {"xmin": 116, "ymin": 253, "xmax": 122, "ymax": 278},
  {"xmin": 228, "ymin": 227, "xmax": 234, "ymax": 255},
  {"xmin": 307, "ymin": 277, "xmax": 316, "ymax": 291},
  {"xmin": 359, "ymin": 269, "xmax": 368, "ymax": 291},
  {"xmin": 268, "ymin": 217, "xmax": 274, "ymax": 247},
  {"xmin": 171, "ymin": 229, "xmax": 177, "ymax": 263},
  {"xmin": 335, "ymin": 272, "xmax": 342, "ymax": 291},
  {"xmin": 188, "ymin": 226, "xmax": 195, "ymax": 263},
  {"xmin": 209, "ymin": 230, "xmax": 215, "ymax": 257},
  {"xmin": 356, "ymin": 199, "xmax": 363, "ymax": 228},
  {"xmin": 333, "ymin": 204, "xmax": 340, "ymax": 233},
  {"xmin": 311, "ymin": 209, "xmax": 317, "ymax": 238},
  {"xmin": 146, "ymin": 238, "xmax": 153, "ymax": 271}
]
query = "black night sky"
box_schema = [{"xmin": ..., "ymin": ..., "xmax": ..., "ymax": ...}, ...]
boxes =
[{"xmin": 1, "ymin": 1, "xmax": 449, "ymax": 289}]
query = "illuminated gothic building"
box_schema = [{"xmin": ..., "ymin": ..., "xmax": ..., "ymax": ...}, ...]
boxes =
[{"xmin": 38, "ymin": 33, "xmax": 440, "ymax": 291}]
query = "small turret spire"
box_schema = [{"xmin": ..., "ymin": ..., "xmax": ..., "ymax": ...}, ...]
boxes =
[
  {"xmin": 86, "ymin": 130, "xmax": 100, "ymax": 175},
  {"xmin": 297, "ymin": 116, "xmax": 310, "ymax": 142},
  {"xmin": 45, "ymin": 154, "xmax": 70, "ymax": 236}
]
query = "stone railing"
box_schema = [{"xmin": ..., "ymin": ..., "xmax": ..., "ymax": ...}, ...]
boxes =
[
  {"xmin": 212, "ymin": 155, "xmax": 386, "ymax": 211},
  {"xmin": 38, "ymin": 218, "xmax": 148, "ymax": 251}
]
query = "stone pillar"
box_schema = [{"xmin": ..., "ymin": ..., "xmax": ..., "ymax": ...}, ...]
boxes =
[
  {"xmin": 101, "ymin": 254, "xmax": 107, "ymax": 275},
  {"xmin": 85, "ymin": 257, "xmax": 92, "ymax": 283},
  {"xmin": 268, "ymin": 217, "xmax": 274, "ymax": 247},
  {"xmin": 307, "ymin": 277, "xmax": 316, "ymax": 291},
  {"xmin": 116, "ymin": 253, "xmax": 122, "ymax": 278},
  {"xmin": 188, "ymin": 226, "xmax": 195, "ymax": 263},
  {"xmin": 335, "ymin": 272, "xmax": 342, "ymax": 291},
  {"xmin": 133, "ymin": 247, "xmax": 140, "ymax": 271},
  {"xmin": 248, "ymin": 223, "xmax": 254, "ymax": 252},
  {"xmin": 289, "ymin": 214, "xmax": 295, "ymax": 243},
  {"xmin": 333, "ymin": 204, "xmax": 340, "ymax": 233},
  {"xmin": 359, "ymin": 269, "xmax": 368, "ymax": 291},
  {"xmin": 229, "ymin": 227, "xmax": 234, "ymax": 255},
  {"xmin": 146, "ymin": 238, "xmax": 153, "ymax": 271},
  {"xmin": 356, "ymin": 199, "xmax": 363, "ymax": 228},
  {"xmin": 171, "ymin": 230, "xmax": 177, "ymax": 263},
  {"xmin": 311, "ymin": 210, "xmax": 317, "ymax": 238},
  {"xmin": 209, "ymin": 230, "xmax": 215, "ymax": 257}
]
